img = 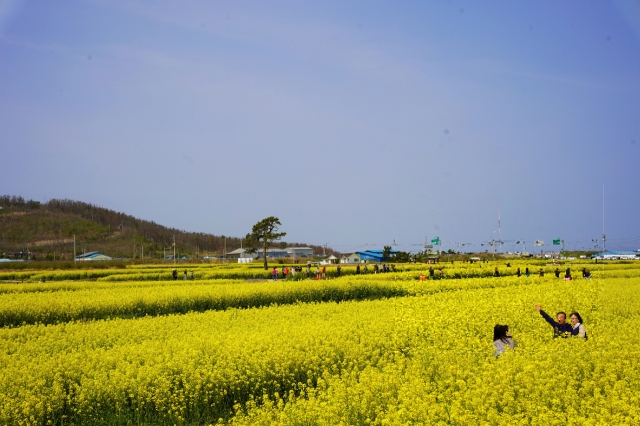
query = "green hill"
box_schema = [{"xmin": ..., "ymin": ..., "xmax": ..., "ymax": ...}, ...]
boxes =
[{"xmin": 0, "ymin": 196, "xmax": 327, "ymax": 261}]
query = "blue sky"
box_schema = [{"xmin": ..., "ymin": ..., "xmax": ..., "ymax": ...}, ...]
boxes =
[{"xmin": 1, "ymin": 0, "xmax": 639, "ymax": 253}]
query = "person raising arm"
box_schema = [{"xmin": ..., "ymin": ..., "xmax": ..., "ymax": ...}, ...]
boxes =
[{"xmin": 535, "ymin": 304, "xmax": 573, "ymax": 338}]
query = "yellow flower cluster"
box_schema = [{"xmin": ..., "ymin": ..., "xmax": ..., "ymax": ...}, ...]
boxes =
[
  {"xmin": 0, "ymin": 261, "xmax": 637, "ymax": 424},
  {"xmin": 0, "ymin": 278, "xmax": 407, "ymax": 327}
]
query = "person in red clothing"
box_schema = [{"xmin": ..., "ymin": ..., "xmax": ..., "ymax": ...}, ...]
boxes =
[{"xmin": 321, "ymin": 266, "xmax": 326, "ymax": 279}]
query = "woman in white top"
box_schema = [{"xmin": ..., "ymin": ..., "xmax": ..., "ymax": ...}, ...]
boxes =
[
  {"xmin": 569, "ymin": 312, "xmax": 587, "ymax": 339},
  {"xmin": 493, "ymin": 324, "xmax": 516, "ymax": 357}
]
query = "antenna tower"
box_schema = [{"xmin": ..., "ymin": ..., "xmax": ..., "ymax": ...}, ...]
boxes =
[{"xmin": 498, "ymin": 205, "xmax": 503, "ymax": 253}]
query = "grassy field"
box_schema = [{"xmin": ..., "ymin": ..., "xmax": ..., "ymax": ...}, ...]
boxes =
[{"xmin": 0, "ymin": 260, "xmax": 638, "ymax": 425}]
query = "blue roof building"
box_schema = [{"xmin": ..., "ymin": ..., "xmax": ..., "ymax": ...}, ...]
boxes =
[
  {"xmin": 75, "ymin": 251, "xmax": 113, "ymax": 261},
  {"xmin": 591, "ymin": 250, "xmax": 639, "ymax": 260},
  {"xmin": 355, "ymin": 249, "xmax": 398, "ymax": 262}
]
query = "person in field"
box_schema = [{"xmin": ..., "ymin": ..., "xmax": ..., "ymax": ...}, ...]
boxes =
[
  {"xmin": 535, "ymin": 304, "xmax": 572, "ymax": 338},
  {"xmin": 569, "ymin": 312, "xmax": 588, "ymax": 339},
  {"xmin": 539, "ymin": 268, "xmax": 544, "ymax": 277},
  {"xmin": 172, "ymin": 269, "xmax": 177, "ymax": 280},
  {"xmin": 493, "ymin": 324, "xmax": 515, "ymax": 357},
  {"xmin": 272, "ymin": 267, "xmax": 277, "ymax": 281},
  {"xmin": 494, "ymin": 267, "xmax": 500, "ymax": 277},
  {"xmin": 356, "ymin": 264, "xmax": 360, "ymax": 274},
  {"xmin": 321, "ymin": 266, "xmax": 326, "ymax": 279},
  {"xmin": 183, "ymin": 270, "xmax": 187, "ymax": 280},
  {"xmin": 564, "ymin": 268, "xmax": 572, "ymax": 280},
  {"xmin": 555, "ymin": 268, "xmax": 560, "ymax": 278},
  {"xmin": 336, "ymin": 265, "xmax": 341, "ymax": 277},
  {"xmin": 190, "ymin": 270, "xmax": 194, "ymax": 280},
  {"xmin": 517, "ymin": 267, "xmax": 521, "ymax": 277}
]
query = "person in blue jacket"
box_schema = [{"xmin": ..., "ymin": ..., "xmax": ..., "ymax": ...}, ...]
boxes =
[{"xmin": 535, "ymin": 304, "xmax": 572, "ymax": 338}]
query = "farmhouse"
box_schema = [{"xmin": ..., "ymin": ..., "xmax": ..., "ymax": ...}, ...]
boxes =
[
  {"xmin": 340, "ymin": 253, "xmax": 361, "ymax": 264},
  {"xmin": 321, "ymin": 255, "xmax": 338, "ymax": 265}
]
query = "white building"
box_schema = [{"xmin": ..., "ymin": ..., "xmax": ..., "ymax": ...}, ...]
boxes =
[
  {"xmin": 340, "ymin": 253, "xmax": 361, "ymax": 264},
  {"xmin": 225, "ymin": 248, "xmax": 257, "ymax": 260}
]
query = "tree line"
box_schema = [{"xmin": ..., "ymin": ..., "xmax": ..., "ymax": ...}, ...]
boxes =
[{"xmin": 0, "ymin": 196, "xmax": 332, "ymax": 259}]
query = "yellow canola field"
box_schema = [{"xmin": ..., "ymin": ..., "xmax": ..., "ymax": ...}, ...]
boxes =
[
  {"xmin": 0, "ymin": 279, "xmax": 407, "ymax": 327},
  {"xmin": 0, "ymin": 274, "xmax": 573, "ymax": 327},
  {"xmin": 1, "ymin": 267, "xmax": 639, "ymax": 425},
  {"xmin": 1, "ymin": 259, "xmax": 634, "ymax": 282}
]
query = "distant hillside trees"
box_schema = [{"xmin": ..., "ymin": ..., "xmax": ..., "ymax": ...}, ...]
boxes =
[{"xmin": 1, "ymin": 196, "xmax": 335, "ymax": 260}]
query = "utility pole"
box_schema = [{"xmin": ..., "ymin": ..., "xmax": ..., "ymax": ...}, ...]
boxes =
[
  {"xmin": 173, "ymin": 235, "xmax": 176, "ymax": 265},
  {"xmin": 602, "ymin": 184, "xmax": 606, "ymax": 252},
  {"xmin": 223, "ymin": 236, "xmax": 226, "ymax": 262},
  {"xmin": 497, "ymin": 205, "xmax": 502, "ymax": 253},
  {"xmin": 561, "ymin": 239, "xmax": 565, "ymax": 253},
  {"xmin": 323, "ymin": 243, "xmax": 327, "ymax": 256}
]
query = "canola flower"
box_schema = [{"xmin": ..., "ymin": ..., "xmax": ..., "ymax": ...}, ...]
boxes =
[
  {"xmin": 0, "ymin": 259, "xmax": 633, "ymax": 282},
  {"xmin": 0, "ymin": 261, "xmax": 638, "ymax": 424},
  {"xmin": 0, "ymin": 279, "xmax": 408, "ymax": 327}
]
